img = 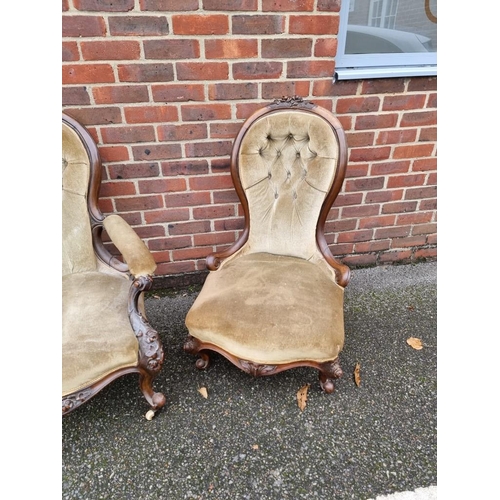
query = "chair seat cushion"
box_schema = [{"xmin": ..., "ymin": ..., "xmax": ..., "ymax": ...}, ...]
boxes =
[
  {"xmin": 185, "ymin": 253, "xmax": 345, "ymax": 365},
  {"xmin": 62, "ymin": 272, "xmax": 139, "ymax": 396}
]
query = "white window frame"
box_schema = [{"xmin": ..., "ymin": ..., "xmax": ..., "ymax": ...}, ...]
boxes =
[{"xmin": 335, "ymin": 0, "xmax": 437, "ymax": 80}]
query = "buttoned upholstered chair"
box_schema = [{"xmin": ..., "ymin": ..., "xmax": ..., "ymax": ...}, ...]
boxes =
[
  {"xmin": 62, "ymin": 113, "xmax": 166, "ymax": 417},
  {"xmin": 184, "ymin": 97, "xmax": 351, "ymax": 393}
]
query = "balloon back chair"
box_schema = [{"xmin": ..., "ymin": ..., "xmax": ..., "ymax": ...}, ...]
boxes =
[
  {"xmin": 62, "ymin": 113, "xmax": 166, "ymax": 417},
  {"xmin": 184, "ymin": 97, "xmax": 350, "ymax": 393}
]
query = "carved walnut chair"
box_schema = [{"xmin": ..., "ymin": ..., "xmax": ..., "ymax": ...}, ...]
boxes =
[
  {"xmin": 62, "ymin": 113, "xmax": 166, "ymax": 417},
  {"xmin": 184, "ymin": 98, "xmax": 351, "ymax": 393}
]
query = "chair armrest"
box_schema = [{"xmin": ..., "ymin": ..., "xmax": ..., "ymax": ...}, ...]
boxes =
[{"xmin": 103, "ymin": 214, "xmax": 156, "ymax": 277}]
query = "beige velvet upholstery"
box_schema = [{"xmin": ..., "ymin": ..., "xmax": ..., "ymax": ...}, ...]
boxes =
[
  {"xmin": 184, "ymin": 99, "xmax": 350, "ymax": 393},
  {"xmin": 62, "ymin": 113, "xmax": 165, "ymax": 417}
]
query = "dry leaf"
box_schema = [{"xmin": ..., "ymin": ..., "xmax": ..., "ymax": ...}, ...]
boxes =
[
  {"xmin": 407, "ymin": 337, "xmax": 423, "ymax": 350},
  {"xmin": 153, "ymin": 295, "xmax": 160, "ymax": 300},
  {"xmin": 145, "ymin": 410, "xmax": 155, "ymax": 420},
  {"xmin": 198, "ymin": 387, "xmax": 208, "ymax": 398},
  {"xmin": 354, "ymin": 362, "xmax": 361, "ymax": 387},
  {"xmin": 251, "ymin": 444, "xmax": 259, "ymax": 450},
  {"xmin": 297, "ymin": 383, "xmax": 310, "ymax": 411}
]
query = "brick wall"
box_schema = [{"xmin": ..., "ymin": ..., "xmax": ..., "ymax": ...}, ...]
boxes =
[{"xmin": 62, "ymin": 0, "xmax": 437, "ymax": 284}]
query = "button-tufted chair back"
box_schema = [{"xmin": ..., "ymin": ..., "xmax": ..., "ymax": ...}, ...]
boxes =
[
  {"xmin": 236, "ymin": 106, "xmax": 342, "ymax": 260},
  {"xmin": 62, "ymin": 120, "xmax": 97, "ymax": 276}
]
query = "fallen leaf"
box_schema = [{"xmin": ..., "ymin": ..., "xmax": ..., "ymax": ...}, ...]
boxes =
[
  {"xmin": 145, "ymin": 410, "xmax": 155, "ymax": 420},
  {"xmin": 251, "ymin": 444, "xmax": 259, "ymax": 450},
  {"xmin": 153, "ymin": 295, "xmax": 160, "ymax": 299},
  {"xmin": 354, "ymin": 362, "xmax": 361, "ymax": 387},
  {"xmin": 407, "ymin": 337, "xmax": 423, "ymax": 350},
  {"xmin": 297, "ymin": 383, "xmax": 310, "ymax": 411},
  {"xmin": 407, "ymin": 305, "xmax": 415, "ymax": 311},
  {"xmin": 198, "ymin": 387, "xmax": 208, "ymax": 398}
]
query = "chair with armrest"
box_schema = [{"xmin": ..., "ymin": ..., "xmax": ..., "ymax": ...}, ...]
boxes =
[
  {"xmin": 62, "ymin": 113, "xmax": 166, "ymax": 417},
  {"xmin": 184, "ymin": 97, "xmax": 350, "ymax": 393}
]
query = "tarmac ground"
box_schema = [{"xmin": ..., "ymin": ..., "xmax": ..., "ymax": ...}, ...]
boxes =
[{"xmin": 62, "ymin": 261, "xmax": 437, "ymax": 500}]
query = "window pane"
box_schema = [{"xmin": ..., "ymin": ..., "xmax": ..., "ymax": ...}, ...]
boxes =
[{"xmin": 346, "ymin": 0, "xmax": 437, "ymax": 55}]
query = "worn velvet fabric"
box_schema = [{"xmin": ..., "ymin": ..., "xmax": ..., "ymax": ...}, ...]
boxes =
[{"xmin": 185, "ymin": 109, "xmax": 345, "ymax": 366}]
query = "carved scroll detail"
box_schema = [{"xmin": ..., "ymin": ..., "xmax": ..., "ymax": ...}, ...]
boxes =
[
  {"xmin": 62, "ymin": 389, "xmax": 93, "ymax": 415},
  {"xmin": 239, "ymin": 359, "xmax": 278, "ymax": 377}
]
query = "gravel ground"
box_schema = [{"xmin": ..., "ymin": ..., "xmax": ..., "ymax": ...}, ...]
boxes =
[{"xmin": 62, "ymin": 261, "xmax": 437, "ymax": 500}]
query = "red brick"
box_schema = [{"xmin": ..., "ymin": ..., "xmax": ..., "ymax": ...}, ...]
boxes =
[
  {"xmin": 73, "ymin": 0, "xmax": 134, "ymax": 11},
  {"xmin": 232, "ymin": 15, "xmax": 284, "ymax": 34},
  {"xmin": 381, "ymin": 201, "xmax": 418, "ymax": 214},
  {"xmin": 181, "ymin": 104, "xmax": 232, "ymax": 122},
  {"xmin": 427, "ymin": 93, "xmax": 437, "ymax": 108},
  {"xmin": 100, "ymin": 147, "xmax": 131, "ymax": 164},
  {"xmin": 317, "ymin": 0, "xmax": 341, "ymax": 11},
  {"xmin": 172, "ymin": 247, "xmax": 213, "ymax": 261},
  {"xmin": 149, "ymin": 236, "xmax": 192, "ymax": 251},
  {"xmin": 101, "ymin": 126, "xmax": 155, "ymax": 144},
  {"xmin": 419, "ymin": 127, "xmax": 437, "ymax": 142},
  {"xmin": 98, "ymin": 199, "xmax": 114, "ymax": 214},
  {"xmin": 411, "ymin": 223, "xmax": 437, "ymax": 236},
  {"xmin": 426, "ymin": 234, "xmax": 437, "ymax": 245},
  {"xmin": 203, "ymin": 0, "xmax": 257, "ymax": 9},
  {"xmin": 109, "ymin": 16, "xmax": 169, "ymax": 35},
  {"xmin": 62, "ymin": 42, "xmax": 79, "ymax": 62},
  {"xmin": 62, "ymin": 15, "xmax": 106, "ymax": 37},
  {"xmin": 312, "ymin": 79, "xmax": 337, "ymax": 97},
  {"xmin": 108, "ymin": 162, "xmax": 159, "ymax": 178},
  {"xmin": 346, "ymin": 132, "xmax": 374, "ymax": 148},
  {"xmin": 152, "ymin": 83, "xmax": 204, "ymax": 103},
  {"xmin": 382, "ymin": 94, "xmax": 426, "ymax": 111},
  {"xmin": 206, "ymin": 39, "xmax": 258, "ymax": 59},
  {"xmin": 262, "ymin": 38, "xmax": 312, "ymax": 58},
  {"xmin": 263, "ymin": 0, "xmax": 314, "ymax": 10},
  {"xmin": 262, "ymin": 81, "xmax": 310, "ymax": 99},
  {"xmin": 365, "ymin": 189, "xmax": 403, "ymax": 203},
  {"xmin": 132, "ymin": 144, "xmax": 182, "ymax": 161},
  {"xmin": 405, "ymin": 186, "xmax": 437, "ymax": 200},
  {"xmin": 355, "ymin": 114, "xmax": 398, "ymax": 130},
  {"xmin": 144, "ymin": 39, "xmax": 200, "ymax": 60},
  {"xmin": 371, "ymin": 160, "xmax": 410, "ymax": 176},
  {"xmin": 414, "ymin": 247, "xmax": 437, "ymax": 260},
  {"xmin": 62, "ymin": 87, "xmax": 91, "ymax": 105},
  {"xmin": 100, "ymin": 181, "xmax": 136, "ymax": 197},
  {"xmin": 161, "ymin": 160, "xmax": 209, "ymax": 176},
  {"xmin": 189, "ymin": 174, "xmax": 234, "ymax": 191},
  {"xmin": 407, "ymin": 77, "xmax": 437, "ymax": 92},
  {"xmin": 379, "ymin": 250, "xmax": 412, "ymax": 263},
  {"xmin": 345, "ymin": 177, "xmax": 385, "ymax": 192},
  {"xmin": 214, "ymin": 218, "xmax": 245, "ymax": 231},
  {"xmin": 387, "ymin": 173, "xmax": 426, "ymax": 188},
  {"xmin": 393, "ymin": 144, "xmax": 434, "ymax": 159},
  {"xmin": 193, "ymin": 205, "xmax": 235, "ymax": 219},
  {"xmin": 124, "ymin": 105, "xmax": 178, "ymax": 124},
  {"xmin": 133, "ymin": 225, "xmax": 165, "ymax": 239},
  {"xmin": 233, "ymin": 61, "xmax": 282, "ymax": 80},
  {"xmin": 374, "ymin": 226, "xmax": 411, "ymax": 239},
  {"xmin": 397, "ymin": 212, "xmax": 433, "ymax": 225},
  {"xmin": 118, "ymin": 63, "xmax": 174, "ymax": 82},
  {"xmin": 115, "ymin": 194, "xmax": 164, "ymax": 212},
  {"xmin": 165, "ymin": 192, "xmax": 211, "ymax": 208},
  {"xmin": 325, "ymin": 219, "xmax": 357, "ymax": 233},
  {"xmin": 342, "ymin": 254, "xmax": 377, "ymax": 267},
  {"xmin": 158, "ymin": 123, "xmax": 207, "ymax": 142},
  {"xmin": 287, "ymin": 60, "xmax": 335, "ymax": 78},
  {"xmin": 314, "ymin": 38, "xmax": 338, "ymax": 57},
  {"xmin": 93, "ymin": 85, "xmax": 149, "ymax": 104},
  {"xmin": 349, "ymin": 146, "xmax": 391, "ymax": 162},
  {"xmin": 63, "ymin": 64, "xmax": 115, "ymax": 84},
  {"xmin": 337, "ymin": 229, "xmax": 374, "ymax": 243},
  {"xmin": 63, "ymin": 107, "xmax": 122, "ymax": 125},
  {"xmin": 209, "ymin": 83, "xmax": 258, "ymax": 101},
  {"xmin": 81, "ymin": 41, "xmax": 141, "ymax": 61},
  {"xmin": 194, "ymin": 231, "xmax": 236, "ymax": 246},
  {"xmin": 236, "ymin": 103, "xmax": 267, "ymax": 119},
  {"xmin": 177, "ymin": 62, "xmax": 229, "ymax": 81},
  {"xmin": 412, "ymin": 158, "xmax": 437, "ymax": 172},
  {"xmin": 139, "ymin": 178, "xmax": 186, "ymax": 194},
  {"xmin": 400, "ymin": 111, "xmax": 437, "ymax": 127},
  {"xmin": 376, "ymin": 129, "xmax": 417, "ymax": 145},
  {"xmin": 213, "ymin": 190, "xmax": 240, "ymax": 203},
  {"xmin": 289, "ymin": 15, "xmax": 338, "ymax": 34},
  {"xmin": 63, "ymin": 0, "xmax": 69, "ymax": 10},
  {"xmin": 344, "ymin": 164, "xmax": 369, "ymax": 178},
  {"xmin": 358, "ymin": 215, "xmax": 396, "ymax": 229},
  {"xmin": 361, "ymin": 78, "xmax": 406, "ymax": 94},
  {"xmin": 342, "ymin": 204, "xmax": 380, "ymax": 218},
  {"xmin": 144, "ymin": 208, "xmax": 190, "ymax": 224},
  {"xmin": 354, "ymin": 240, "xmax": 391, "ymax": 253},
  {"xmin": 392, "ymin": 235, "xmax": 427, "ymax": 248},
  {"xmin": 420, "ymin": 199, "xmax": 437, "ymax": 211},
  {"xmin": 336, "ymin": 96, "xmax": 380, "ymax": 114},
  {"xmin": 186, "ymin": 141, "xmax": 233, "ymax": 158},
  {"xmin": 172, "ymin": 14, "xmax": 229, "ymax": 35},
  {"xmin": 140, "ymin": 0, "xmax": 198, "ymax": 10},
  {"xmin": 156, "ymin": 260, "xmax": 197, "ymax": 275}
]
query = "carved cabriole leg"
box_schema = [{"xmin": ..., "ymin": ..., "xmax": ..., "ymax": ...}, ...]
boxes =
[
  {"xmin": 184, "ymin": 335, "xmax": 211, "ymax": 370},
  {"xmin": 62, "ymin": 389, "xmax": 93, "ymax": 415},
  {"xmin": 129, "ymin": 275, "xmax": 166, "ymax": 411},
  {"xmin": 318, "ymin": 358, "xmax": 343, "ymax": 394}
]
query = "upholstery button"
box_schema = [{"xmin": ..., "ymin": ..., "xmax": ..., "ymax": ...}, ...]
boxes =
[
  {"xmin": 274, "ymin": 192, "xmax": 279, "ymax": 199},
  {"xmin": 296, "ymin": 152, "xmax": 300, "ymax": 158},
  {"xmin": 288, "ymin": 133, "xmax": 293, "ymax": 139},
  {"xmin": 276, "ymin": 151, "xmax": 281, "ymax": 157},
  {"xmin": 268, "ymin": 172, "xmax": 272, "ymax": 179}
]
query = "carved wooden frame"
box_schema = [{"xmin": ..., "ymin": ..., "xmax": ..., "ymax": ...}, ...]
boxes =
[
  {"xmin": 62, "ymin": 114, "xmax": 166, "ymax": 416},
  {"xmin": 184, "ymin": 98, "xmax": 350, "ymax": 393}
]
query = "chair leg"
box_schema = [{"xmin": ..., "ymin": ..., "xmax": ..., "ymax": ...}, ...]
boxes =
[
  {"xmin": 139, "ymin": 371, "xmax": 166, "ymax": 411},
  {"xmin": 184, "ymin": 335, "xmax": 211, "ymax": 370},
  {"xmin": 318, "ymin": 359, "xmax": 343, "ymax": 394}
]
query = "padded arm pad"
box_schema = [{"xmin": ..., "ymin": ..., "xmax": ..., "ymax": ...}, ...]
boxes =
[{"xmin": 103, "ymin": 214, "xmax": 156, "ymax": 277}]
